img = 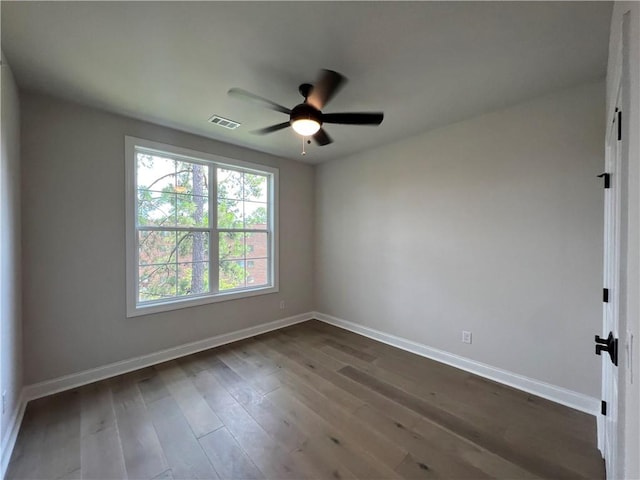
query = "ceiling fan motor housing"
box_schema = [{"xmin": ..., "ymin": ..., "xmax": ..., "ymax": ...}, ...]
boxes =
[
  {"xmin": 289, "ymin": 103, "xmax": 322, "ymax": 126},
  {"xmin": 298, "ymin": 83, "xmax": 314, "ymax": 99}
]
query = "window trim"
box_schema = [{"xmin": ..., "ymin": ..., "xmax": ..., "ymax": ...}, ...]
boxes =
[{"xmin": 125, "ymin": 136, "xmax": 279, "ymax": 318}]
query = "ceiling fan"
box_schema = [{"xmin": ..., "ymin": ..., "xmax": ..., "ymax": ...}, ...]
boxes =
[{"xmin": 228, "ymin": 69, "xmax": 384, "ymax": 146}]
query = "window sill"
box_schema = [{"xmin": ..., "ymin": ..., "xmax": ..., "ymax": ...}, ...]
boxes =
[{"xmin": 127, "ymin": 285, "xmax": 279, "ymax": 318}]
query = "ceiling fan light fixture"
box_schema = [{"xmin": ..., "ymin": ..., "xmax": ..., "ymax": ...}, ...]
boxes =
[
  {"xmin": 289, "ymin": 103, "xmax": 321, "ymax": 136},
  {"xmin": 291, "ymin": 118, "xmax": 321, "ymax": 136}
]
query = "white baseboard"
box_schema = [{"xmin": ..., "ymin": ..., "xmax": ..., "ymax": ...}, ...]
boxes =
[
  {"xmin": 1, "ymin": 390, "xmax": 27, "ymax": 480},
  {"xmin": 313, "ymin": 312, "xmax": 600, "ymax": 415},
  {"xmin": 23, "ymin": 312, "xmax": 314, "ymax": 402}
]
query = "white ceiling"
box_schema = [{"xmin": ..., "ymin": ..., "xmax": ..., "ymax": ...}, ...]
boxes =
[{"xmin": 2, "ymin": 1, "xmax": 611, "ymax": 164}]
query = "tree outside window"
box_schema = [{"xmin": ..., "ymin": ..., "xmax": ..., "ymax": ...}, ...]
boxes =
[{"xmin": 127, "ymin": 137, "xmax": 277, "ymax": 316}]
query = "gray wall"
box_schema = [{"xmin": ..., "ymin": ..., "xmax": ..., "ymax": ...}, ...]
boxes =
[
  {"xmin": 316, "ymin": 81, "xmax": 604, "ymax": 397},
  {"xmin": 1, "ymin": 53, "xmax": 22, "ymax": 450},
  {"xmin": 20, "ymin": 92, "xmax": 315, "ymax": 384}
]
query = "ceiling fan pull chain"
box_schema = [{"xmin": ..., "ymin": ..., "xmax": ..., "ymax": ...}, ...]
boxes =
[{"xmin": 301, "ymin": 136, "xmax": 307, "ymax": 156}]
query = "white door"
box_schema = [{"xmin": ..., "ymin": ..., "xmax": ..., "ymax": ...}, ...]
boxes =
[{"xmin": 599, "ymin": 91, "xmax": 622, "ymax": 480}]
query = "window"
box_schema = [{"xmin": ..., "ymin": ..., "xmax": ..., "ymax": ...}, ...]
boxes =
[{"xmin": 125, "ymin": 137, "xmax": 278, "ymax": 317}]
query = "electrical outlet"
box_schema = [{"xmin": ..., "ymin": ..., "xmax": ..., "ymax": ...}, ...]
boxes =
[
  {"xmin": 462, "ymin": 331, "xmax": 472, "ymax": 344},
  {"xmin": 279, "ymin": 300, "xmax": 285, "ymax": 310}
]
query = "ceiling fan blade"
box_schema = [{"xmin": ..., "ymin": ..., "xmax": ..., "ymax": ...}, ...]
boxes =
[
  {"xmin": 250, "ymin": 122, "xmax": 291, "ymax": 135},
  {"xmin": 322, "ymin": 112, "xmax": 384, "ymax": 125},
  {"xmin": 307, "ymin": 70, "xmax": 346, "ymax": 110},
  {"xmin": 228, "ymin": 88, "xmax": 291, "ymax": 114},
  {"xmin": 313, "ymin": 128, "xmax": 333, "ymax": 146}
]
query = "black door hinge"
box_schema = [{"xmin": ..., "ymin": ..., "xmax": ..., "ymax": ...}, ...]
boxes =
[
  {"xmin": 618, "ymin": 110, "xmax": 622, "ymax": 141},
  {"xmin": 598, "ymin": 173, "xmax": 610, "ymax": 189},
  {"xmin": 601, "ymin": 400, "xmax": 607, "ymax": 416},
  {"xmin": 603, "ymin": 288, "xmax": 609, "ymax": 303}
]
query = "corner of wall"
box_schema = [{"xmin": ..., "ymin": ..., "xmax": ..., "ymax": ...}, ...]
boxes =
[{"xmin": 0, "ymin": 50, "xmax": 24, "ymax": 479}]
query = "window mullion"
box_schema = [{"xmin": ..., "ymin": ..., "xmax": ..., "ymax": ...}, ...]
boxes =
[
  {"xmin": 217, "ymin": 229, "xmax": 260, "ymax": 234},
  {"xmin": 137, "ymin": 226, "xmax": 210, "ymax": 233},
  {"xmin": 174, "ymin": 231, "xmax": 179, "ymax": 298},
  {"xmin": 210, "ymin": 165, "xmax": 219, "ymax": 294}
]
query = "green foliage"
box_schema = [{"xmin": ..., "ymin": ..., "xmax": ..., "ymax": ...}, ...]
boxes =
[{"xmin": 136, "ymin": 155, "xmax": 268, "ymax": 301}]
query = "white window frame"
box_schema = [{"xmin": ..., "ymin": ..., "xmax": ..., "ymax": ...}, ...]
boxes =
[{"xmin": 125, "ymin": 136, "xmax": 279, "ymax": 317}]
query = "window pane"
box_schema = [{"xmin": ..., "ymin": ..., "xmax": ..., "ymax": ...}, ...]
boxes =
[
  {"xmin": 139, "ymin": 264, "xmax": 177, "ymax": 301},
  {"xmin": 218, "ymin": 199, "xmax": 243, "ymax": 229},
  {"xmin": 175, "ymin": 161, "xmax": 209, "ymax": 195},
  {"xmin": 244, "ymin": 173, "xmax": 268, "ymax": 202},
  {"xmin": 217, "ymin": 168, "xmax": 243, "ymax": 200},
  {"xmin": 178, "ymin": 232, "xmax": 209, "ymax": 263},
  {"xmin": 219, "ymin": 232, "xmax": 244, "ymax": 260},
  {"xmin": 176, "ymin": 194, "xmax": 209, "ymax": 227},
  {"xmin": 244, "ymin": 202, "xmax": 268, "ymax": 229},
  {"xmin": 137, "ymin": 190, "xmax": 176, "ymax": 227},
  {"xmin": 245, "ymin": 232, "xmax": 267, "ymax": 259},
  {"xmin": 137, "ymin": 154, "xmax": 175, "ymax": 192},
  {"xmin": 246, "ymin": 258, "xmax": 268, "ymax": 287},
  {"xmin": 138, "ymin": 231, "xmax": 176, "ymax": 265},
  {"xmin": 219, "ymin": 260, "xmax": 245, "ymax": 291},
  {"xmin": 177, "ymin": 262, "xmax": 209, "ymax": 296}
]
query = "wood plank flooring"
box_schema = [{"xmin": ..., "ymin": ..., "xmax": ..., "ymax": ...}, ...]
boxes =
[{"xmin": 6, "ymin": 320, "xmax": 605, "ymax": 479}]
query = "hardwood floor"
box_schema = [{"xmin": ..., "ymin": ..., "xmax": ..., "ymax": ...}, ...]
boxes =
[{"xmin": 6, "ymin": 320, "xmax": 605, "ymax": 479}]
